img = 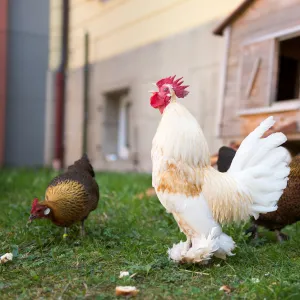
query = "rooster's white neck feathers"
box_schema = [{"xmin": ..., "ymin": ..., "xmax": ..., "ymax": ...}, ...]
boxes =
[{"xmin": 153, "ymin": 102, "xmax": 210, "ymax": 167}]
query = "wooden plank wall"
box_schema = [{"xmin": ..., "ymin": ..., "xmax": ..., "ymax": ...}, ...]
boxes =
[
  {"xmin": 239, "ymin": 40, "xmax": 274, "ymax": 108},
  {"xmin": 221, "ymin": 0, "xmax": 300, "ymax": 138}
]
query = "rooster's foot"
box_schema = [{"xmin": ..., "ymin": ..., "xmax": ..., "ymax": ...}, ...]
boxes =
[
  {"xmin": 168, "ymin": 233, "xmax": 219, "ymax": 264},
  {"xmin": 275, "ymin": 230, "xmax": 289, "ymax": 243}
]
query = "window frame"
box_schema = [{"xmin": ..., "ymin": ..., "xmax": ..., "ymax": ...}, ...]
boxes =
[{"xmin": 240, "ymin": 26, "xmax": 300, "ymax": 114}]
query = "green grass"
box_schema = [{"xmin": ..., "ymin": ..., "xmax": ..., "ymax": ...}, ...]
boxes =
[{"xmin": 1, "ymin": 169, "xmax": 300, "ymax": 299}]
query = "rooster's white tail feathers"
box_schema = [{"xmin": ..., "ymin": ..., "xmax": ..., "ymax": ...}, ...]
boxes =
[{"xmin": 228, "ymin": 116, "xmax": 291, "ymax": 219}]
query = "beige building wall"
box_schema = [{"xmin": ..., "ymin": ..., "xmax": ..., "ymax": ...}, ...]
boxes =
[
  {"xmin": 49, "ymin": 0, "xmax": 242, "ymax": 70},
  {"xmin": 48, "ymin": 0, "xmax": 243, "ymax": 172}
]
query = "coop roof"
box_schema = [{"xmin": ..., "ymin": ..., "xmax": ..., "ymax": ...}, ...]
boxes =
[{"xmin": 213, "ymin": 0, "xmax": 255, "ymax": 36}]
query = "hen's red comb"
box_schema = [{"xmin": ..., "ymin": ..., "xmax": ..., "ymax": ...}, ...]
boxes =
[
  {"xmin": 156, "ymin": 75, "xmax": 189, "ymax": 98},
  {"xmin": 31, "ymin": 198, "xmax": 39, "ymax": 213}
]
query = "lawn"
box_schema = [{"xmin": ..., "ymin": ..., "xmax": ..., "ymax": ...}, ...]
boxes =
[{"xmin": 1, "ymin": 169, "xmax": 300, "ymax": 299}]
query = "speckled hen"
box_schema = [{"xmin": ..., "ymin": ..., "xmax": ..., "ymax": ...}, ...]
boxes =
[{"xmin": 29, "ymin": 154, "xmax": 99, "ymax": 237}]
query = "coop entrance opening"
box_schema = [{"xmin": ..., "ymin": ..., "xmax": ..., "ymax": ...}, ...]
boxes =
[{"xmin": 276, "ymin": 36, "xmax": 300, "ymax": 102}]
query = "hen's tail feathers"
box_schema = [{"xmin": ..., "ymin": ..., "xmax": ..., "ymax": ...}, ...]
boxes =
[
  {"xmin": 67, "ymin": 153, "xmax": 95, "ymax": 177},
  {"xmin": 228, "ymin": 116, "xmax": 291, "ymax": 219},
  {"xmin": 217, "ymin": 146, "xmax": 236, "ymax": 172}
]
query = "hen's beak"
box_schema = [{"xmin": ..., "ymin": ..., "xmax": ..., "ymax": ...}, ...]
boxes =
[{"xmin": 27, "ymin": 214, "xmax": 36, "ymax": 224}]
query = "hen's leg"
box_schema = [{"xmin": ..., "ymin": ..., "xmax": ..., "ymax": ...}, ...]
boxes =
[
  {"xmin": 80, "ymin": 220, "xmax": 86, "ymax": 237},
  {"xmin": 63, "ymin": 227, "xmax": 68, "ymax": 239},
  {"xmin": 245, "ymin": 223, "xmax": 258, "ymax": 239},
  {"xmin": 275, "ymin": 230, "xmax": 289, "ymax": 243}
]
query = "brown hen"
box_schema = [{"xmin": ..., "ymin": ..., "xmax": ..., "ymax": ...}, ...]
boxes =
[
  {"xmin": 217, "ymin": 146, "xmax": 300, "ymax": 242},
  {"xmin": 29, "ymin": 154, "xmax": 99, "ymax": 237}
]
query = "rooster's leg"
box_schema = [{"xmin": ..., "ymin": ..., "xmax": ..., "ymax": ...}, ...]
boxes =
[
  {"xmin": 80, "ymin": 220, "xmax": 86, "ymax": 237},
  {"xmin": 172, "ymin": 213, "xmax": 191, "ymax": 254},
  {"xmin": 182, "ymin": 237, "xmax": 192, "ymax": 255},
  {"xmin": 275, "ymin": 230, "xmax": 289, "ymax": 243}
]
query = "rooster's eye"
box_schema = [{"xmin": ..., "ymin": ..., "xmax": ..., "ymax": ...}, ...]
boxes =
[{"xmin": 163, "ymin": 87, "xmax": 168, "ymax": 92}]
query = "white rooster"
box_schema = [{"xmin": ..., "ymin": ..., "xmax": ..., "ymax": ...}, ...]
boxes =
[{"xmin": 150, "ymin": 75, "xmax": 291, "ymax": 264}]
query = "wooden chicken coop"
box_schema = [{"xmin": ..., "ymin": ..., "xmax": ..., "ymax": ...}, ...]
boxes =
[{"xmin": 213, "ymin": 0, "xmax": 300, "ymax": 155}]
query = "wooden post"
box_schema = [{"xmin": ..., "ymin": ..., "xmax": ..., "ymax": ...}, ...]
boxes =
[{"xmin": 53, "ymin": 0, "xmax": 69, "ymax": 170}]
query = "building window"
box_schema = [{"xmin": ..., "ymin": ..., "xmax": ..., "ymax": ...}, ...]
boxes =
[
  {"xmin": 103, "ymin": 89, "xmax": 130, "ymax": 161},
  {"xmin": 276, "ymin": 36, "xmax": 300, "ymax": 102},
  {"xmin": 118, "ymin": 95, "xmax": 131, "ymax": 159},
  {"xmin": 125, "ymin": 102, "xmax": 131, "ymax": 148}
]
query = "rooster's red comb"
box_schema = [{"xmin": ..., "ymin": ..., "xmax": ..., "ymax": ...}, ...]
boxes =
[
  {"xmin": 156, "ymin": 75, "xmax": 189, "ymax": 98},
  {"xmin": 31, "ymin": 198, "xmax": 39, "ymax": 213}
]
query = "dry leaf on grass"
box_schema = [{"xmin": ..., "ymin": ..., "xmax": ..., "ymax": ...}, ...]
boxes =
[
  {"xmin": 219, "ymin": 285, "xmax": 232, "ymax": 294},
  {"xmin": 0, "ymin": 253, "xmax": 13, "ymax": 264},
  {"xmin": 119, "ymin": 271, "xmax": 130, "ymax": 278},
  {"xmin": 115, "ymin": 286, "xmax": 139, "ymax": 297}
]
